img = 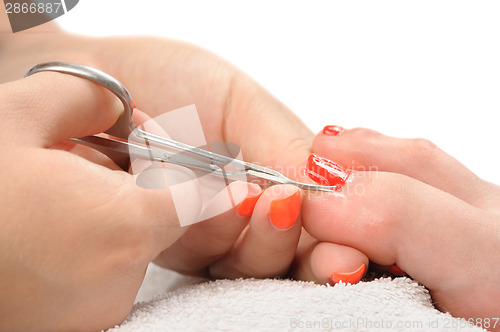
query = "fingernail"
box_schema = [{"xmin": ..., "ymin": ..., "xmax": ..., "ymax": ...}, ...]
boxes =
[
  {"xmin": 323, "ymin": 125, "xmax": 344, "ymax": 136},
  {"xmin": 389, "ymin": 264, "xmax": 407, "ymax": 276},
  {"xmin": 269, "ymin": 190, "xmax": 301, "ymax": 230},
  {"xmin": 132, "ymin": 98, "xmax": 137, "ymax": 109},
  {"xmin": 237, "ymin": 192, "xmax": 263, "ymax": 217},
  {"xmin": 306, "ymin": 153, "xmax": 352, "ymax": 189},
  {"xmin": 330, "ymin": 264, "xmax": 366, "ymax": 284}
]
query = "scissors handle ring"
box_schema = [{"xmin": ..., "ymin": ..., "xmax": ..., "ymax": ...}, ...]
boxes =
[{"xmin": 25, "ymin": 61, "xmax": 136, "ymax": 140}]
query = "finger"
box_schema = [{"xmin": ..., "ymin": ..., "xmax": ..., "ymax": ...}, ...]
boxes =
[
  {"xmin": 33, "ymin": 106, "xmax": 199, "ymax": 266},
  {"xmin": 1, "ymin": 72, "xmax": 123, "ymax": 147},
  {"xmin": 130, "ymin": 107, "xmax": 259, "ymax": 266},
  {"xmin": 313, "ymin": 127, "xmax": 493, "ymax": 208},
  {"xmin": 222, "ymin": 73, "xmax": 314, "ymax": 180},
  {"xmin": 128, "ymin": 106, "xmax": 265, "ymax": 268},
  {"xmin": 50, "ymin": 141, "xmax": 122, "ymax": 170},
  {"xmin": 4, "ymin": 68, "xmax": 189, "ymax": 253},
  {"xmin": 3, "ymin": 67, "xmax": 192, "ymax": 268},
  {"xmin": 44, "ymin": 106, "xmax": 151, "ymax": 171},
  {"xmin": 292, "ymin": 232, "xmax": 369, "ymax": 284},
  {"xmin": 153, "ymin": 181, "xmax": 262, "ymax": 276},
  {"xmin": 209, "ymin": 185, "xmax": 302, "ymax": 279}
]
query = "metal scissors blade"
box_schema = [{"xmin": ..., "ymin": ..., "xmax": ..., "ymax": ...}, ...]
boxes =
[
  {"xmin": 133, "ymin": 129, "xmax": 338, "ymax": 191},
  {"xmin": 73, "ymin": 135, "xmax": 338, "ymax": 192},
  {"xmin": 245, "ymin": 168, "xmax": 338, "ymax": 192},
  {"xmin": 26, "ymin": 62, "xmax": 338, "ymax": 192},
  {"xmin": 71, "ymin": 135, "xmax": 221, "ymax": 173}
]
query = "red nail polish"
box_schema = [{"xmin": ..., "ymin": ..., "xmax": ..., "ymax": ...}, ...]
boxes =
[
  {"xmin": 132, "ymin": 99, "xmax": 137, "ymax": 108},
  {"xmin": 306, "ymin": 153, "xmax": 351, "ymax": 189},
  {"xmin": 269, "ymin": 191, "xmax": 301, "ymax": 230},
  {"xmin": 389, "ymin": 264, "xmax": 407, "ymax": 276},
  {"xmin": 330, "ymin": 264, "xmax": 366, "ymax": 284},
  {"xmin": 323, "ymin": 125, "xmax": 344, "ymax": 136},
  {"xmin": 237, "ymin": 192, "xmax": 263, "ymax": 217}
]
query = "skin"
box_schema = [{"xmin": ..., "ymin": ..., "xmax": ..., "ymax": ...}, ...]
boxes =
[
  {"xmin": 1, "ymin": 12, "xmax": 498, "ymax": 331},
  {"xmin": 304, "ymin": 129, "xmax": 500, "ymax": 327},
  {"xmin": 0, "ymin": 14, "xmax": 368, "ymax": 331}
]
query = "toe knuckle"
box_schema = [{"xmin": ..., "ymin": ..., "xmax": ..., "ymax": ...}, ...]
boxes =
[{"xmin": 407, "ymin": 138, "xmax": 439, "ymax": 159}]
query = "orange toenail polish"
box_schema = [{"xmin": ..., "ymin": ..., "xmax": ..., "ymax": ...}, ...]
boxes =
[
  {"xmin": 269, "ymin": 190, "xmax": 301, "ymax": 230},
  {"xmin": 389, "ymin": 264, "xmax": 407, "ymax": 276},
  {"xmin": 323, "ymin": 125, "xmax": 345, "ymax": 136},
  {"xmin": 237, "ymin": 192, "xmax": 263, "ymax": 217},
  {"xmin": 306, "ymin": 153, "xmax": 351, "ymax": 190},
  {"xmin": 330, "ymin": 264, "xmax": 366, "ymax": 284}
]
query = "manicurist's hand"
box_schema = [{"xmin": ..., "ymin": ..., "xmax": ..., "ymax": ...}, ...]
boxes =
[
  {"xmin": 0, "ymin": 68, "xmax": 302, "ymax": 331},
  {"xmin": 84, "ymin": 38, "xmax": 370, "ymax": 282},
  {"xmin": 0, "ymin": 24, "xmax": 371, "ymax": 287},
  {"xmin": 302, "ymin": 127, "xmax": 500, "ymax": 326},
  {"xmin": 0, "ymin": 73, "xmax": 190, "ymax": 331}
]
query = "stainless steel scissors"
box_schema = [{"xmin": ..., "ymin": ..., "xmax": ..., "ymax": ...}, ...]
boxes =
[{"xmin": 25, "ymin": 62, "xmax": 336, "ymax": 192}]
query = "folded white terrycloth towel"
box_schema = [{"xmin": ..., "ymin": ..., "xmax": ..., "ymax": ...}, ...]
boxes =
[{"xmin": 107, "ymin": 265, "xmax": 485, "ymax": 332}]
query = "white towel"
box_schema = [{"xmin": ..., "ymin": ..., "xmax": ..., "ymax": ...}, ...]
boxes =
[{"xmin": 107, "ymin": 265, "xmax": 484, "ymax": 332}]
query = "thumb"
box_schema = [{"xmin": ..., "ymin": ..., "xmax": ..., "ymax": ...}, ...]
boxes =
[{"xmin": 2, "ymin": 71, "xmax": 123, "ymax": 147}]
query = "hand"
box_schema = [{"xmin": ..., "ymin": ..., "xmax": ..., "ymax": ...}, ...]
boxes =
[
  {"xmin": 85, "ymin": 37, "xmax": 373, "ymax": 281},
  {"xmin": 303, "ymin": 127, "xmax": 500, "ymax": 324},
  {"xmin": 0, "ymin": 73, "xmax": 191, "ymax": 331},
  {"xmin": 0, "ymin": 29, "xmax": 372, "ymax": 284}
]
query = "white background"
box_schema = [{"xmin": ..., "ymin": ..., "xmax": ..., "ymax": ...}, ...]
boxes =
[{"xmin": 57, "ymin": 1, "xmax": 500, "ymax": 184}]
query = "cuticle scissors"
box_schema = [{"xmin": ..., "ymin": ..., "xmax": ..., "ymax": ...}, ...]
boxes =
[{"xmin": 25, "ymin": 62, "xmax": 336, "ymax": 192}]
